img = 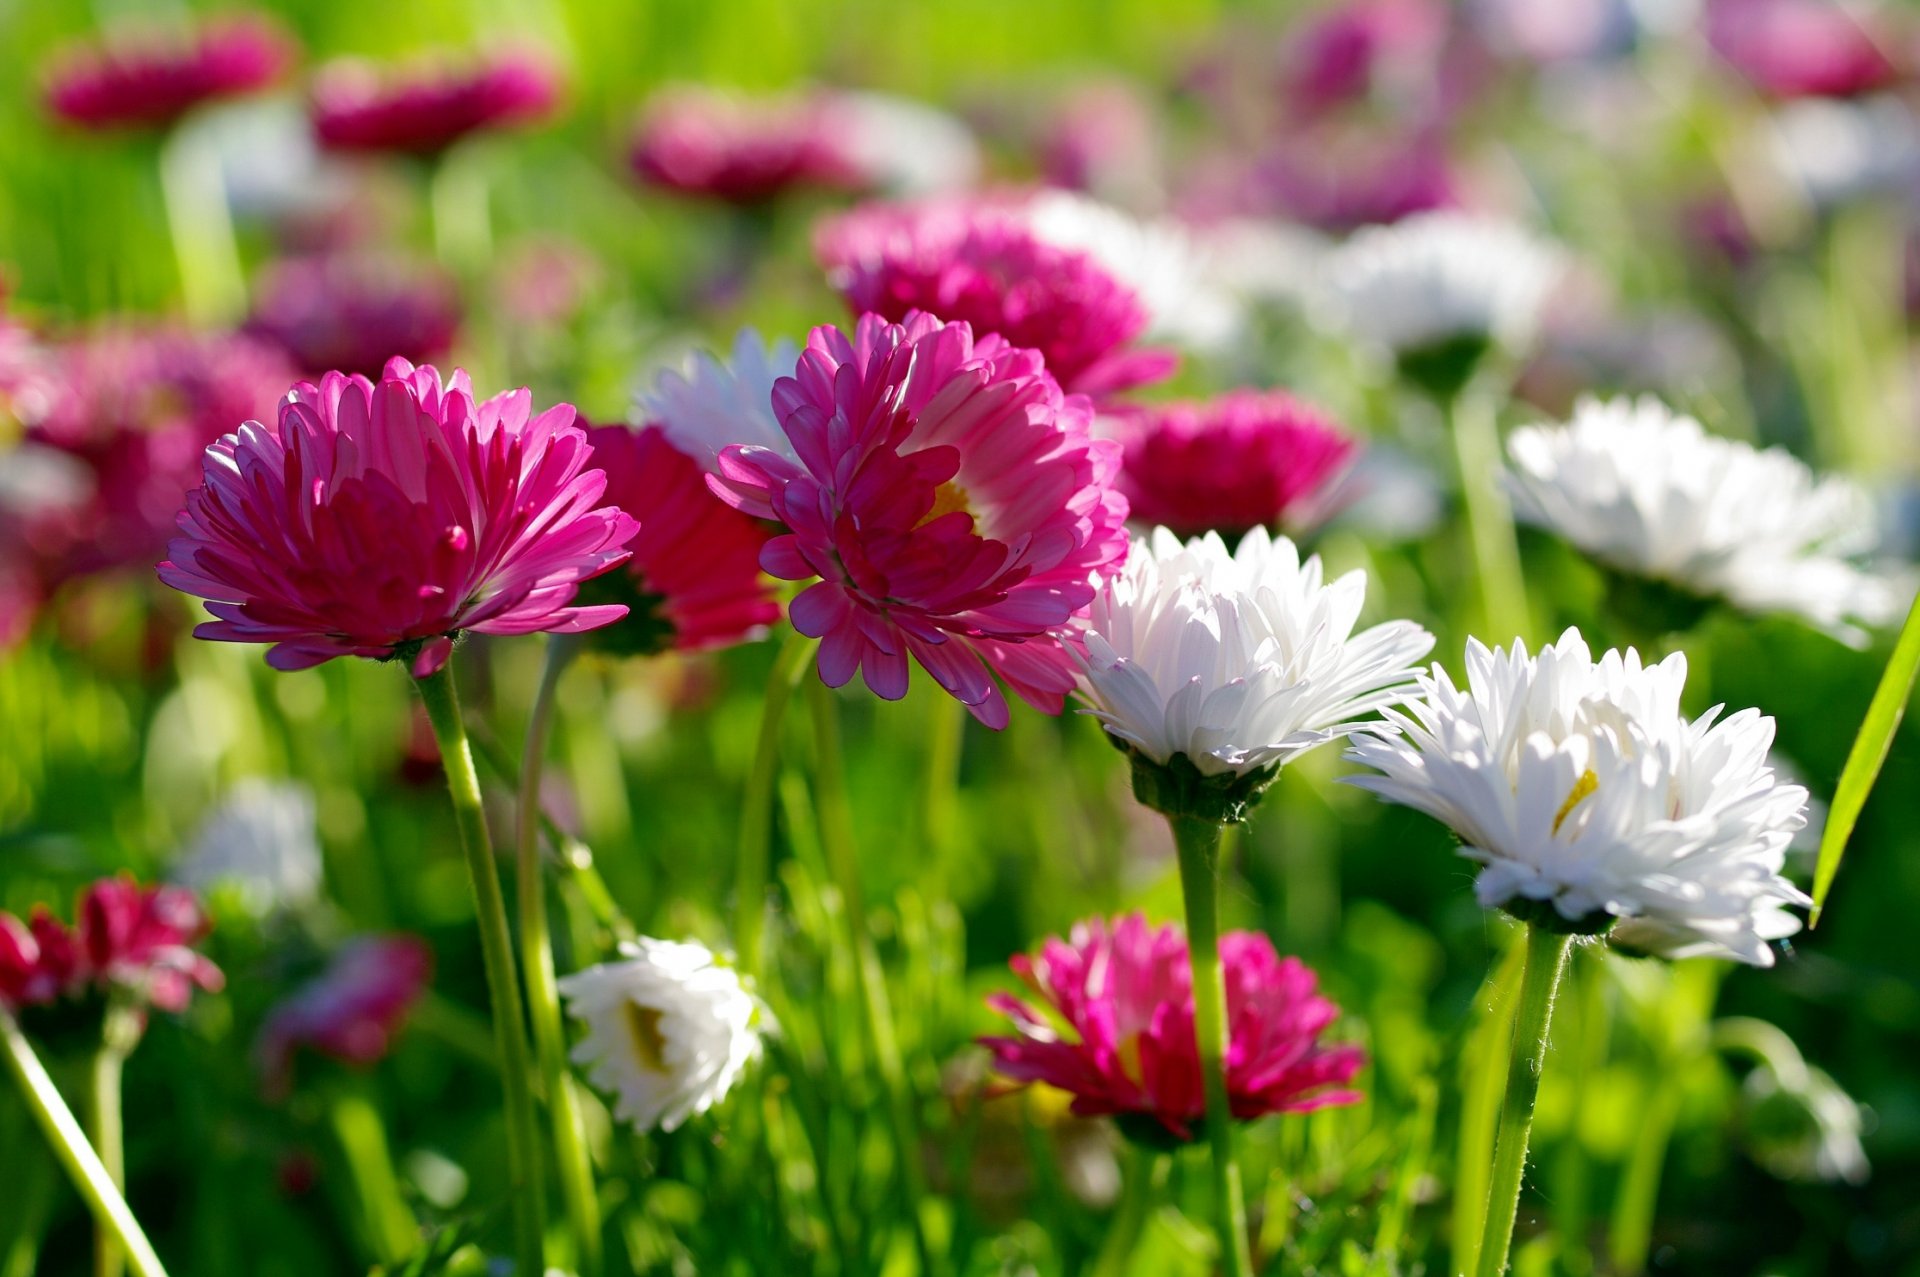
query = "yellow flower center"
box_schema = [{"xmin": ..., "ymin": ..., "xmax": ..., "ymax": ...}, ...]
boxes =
[
  {"xmin": 1554, "ymin": 769, "xmax": 1599, "ymax": 834},
  {"xmin": 916, "ymin": 481, "xmax": 973, "ymax": 528},
  {"xmin": 622, "ymin": 1002, "xmax": 670, "ymax": 1074}
]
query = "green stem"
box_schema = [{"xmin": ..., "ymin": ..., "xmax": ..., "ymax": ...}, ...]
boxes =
[
  {"xmin": 1169, "ymin": 814, "xmax": 1253, "ymax": 1277},
  {"xmin": 918, "ymin": 694, "xmax": 965, "ymax": 894},
  {"xmin": 0, "ymin": 1011, "xmax": 168, "ymax": 1277},
  {"xmin": 517, "ymin": 637, "xmax": 603, "ymax": 1277},
  {"xmin": 430, "ymin": 148, "xmax": 493, "ymax": 277},
  {"xmin": 1605, "ymin": 1076, "xmax": 1681, "ymax": 1277},
  {"xmin": 805, "ymin": 679, "xmax": 939, "ymax": 1277},
  {"xmin": 1448, "ymin": 389, "xmax": 1531, "ymax": 647},
  {"xmin": 1453, "ymin": 936, "xmax": 1526, "ymax": 1277},
  {"xmin": 735, "ymin": 632, "xmax": 820, "ymax": 979},
  {"xmin": 1089, "ymin": 1149, "xmax": 1169, "ymax": 1277},
  {"xmin": 328, "ymin": 1085, "xmax": 419, "ymax": 1266},
  {"xmin": 1477, "ymin": 925, "xmax": 1574, "ymax": 1277},
  {"xmin": 88, "ymin": 1038, "xmax": 127, "ymax": 1277},
  {"xmin": 412, "ymin": 664, "xmax": 546, "ymax": 1277},
  {"xmin": 157, "ymin": 126, "xmax": 245, "ymax": 327}
]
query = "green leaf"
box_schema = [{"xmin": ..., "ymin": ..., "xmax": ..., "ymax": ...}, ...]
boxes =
[{"xmin": 1812, "ymin": 591, "xmax": 1920, "ymax": 923}]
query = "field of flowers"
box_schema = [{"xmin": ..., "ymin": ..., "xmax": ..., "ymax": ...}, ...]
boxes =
[{"xmin": 3, "ymin": 1, "xmax": 1920, "ymax": 1274}]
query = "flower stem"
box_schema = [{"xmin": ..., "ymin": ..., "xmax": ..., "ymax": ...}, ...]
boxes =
[
  {"xmin": 88, "ymin": 1035, "xmax": 128, "ymax": 1277},
  {"xmin": 1447, "ymin": 388, "xmax": 1531, "ymax": 647},
  {"xmin": 412, "ymin": 664, "xmax": 546, "ymax": 1277},
  {"xmin": 157, "ymin": 125, "xmax": 245, "ymax": 327},
  {"xmin": 328, "ymin": 1084, "xmax": 419, "ymax": 1266},
  {"xmin": 517, "ymin": 636, "xmax": 603, "ymax": 1277},
  {"xmin": 1169, "ymin": 813, "xmax": 1253, "ymax": 1277},
  {"xmin": 0, "ymin": 1011, "xmax": 168, "ymax": 1277},
  {"xmin": 1477, "ymin": 924, "xmax": 1574, "ymax": 1277},
  {"xmin": 805, "ymin": 678, "xmax": 939, "ymax": 1277},
  {"xmin": 734, "ymin": 632, "xmax": 820, "ymax": 979},
  {"xmin": 1090, "ymin": 1148, "xmax": 1169, "ymax": 1277}
]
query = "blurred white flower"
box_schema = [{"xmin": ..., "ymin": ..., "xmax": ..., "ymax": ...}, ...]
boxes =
[
  {"xmin": 825, "ymin": 90, "xmax": 981, "ymax": 197},
  {"xmin": 635, "ymin": 328, "xmax": 798, "ymax": 473},
  {"xmin": 1345, "ymin": 629, "xmax": 1811, "ymax": 966},
  {"xmin": 1769, "ymin": 95, "xmax": 1920, "ymax": 209},
  {"xmin": 558, "ymin": 938, "xmax": 762, "ymax": 1133},
  {"xmin": 1505, "ymin": 396, "xmax": 1903, "ymax": 644},
  {"xmin": 174, "ymin": 778, "xmax": 323, "ymax": 917},
  {"xmin": 1315, "ymin": 210, "xmax": 1565, "ymax": 357},
  {"xmin": 1075, "ymin": 526, "xmax": 1435, "ymax": 779},
  {"xmin": 1197, "ymin": 217, "xmax": 1329, "ymax": 309}
]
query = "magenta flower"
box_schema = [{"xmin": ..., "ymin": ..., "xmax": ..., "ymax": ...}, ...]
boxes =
[
  {"xmin": 982, "ymin": 914, "xmax": 1364, "ymax": 1140},
  {"xmin": 1115, "ymin": 390, "xmax": 1359, "ymax": 538},
  {"xmin": 1707, "ymin": 0, "xmax": 1899, "ymax": 99},
  {"xmin": 581, "ymin": 424, "xmax": 780, "ymax": 655},
  {"xmin": 630, "ymin": 86, "xmax": 863, "ymax": 205},
  {"xmin": 711, "ymin": 312, "xmax": 1129, "ymax": 728},
  {"xmin": 1242, "ymin": 127, "xmax": 1456, "ymax": 231},
  {"xmin": 1278, "ymin": 0, "xmax": 1446, "ymax": 119},
  {"xmin": 816, "ymin": 197, "xmax": 1177, "ymax": 397},
  {"xmin": 157, "ymin": 358, "xmax": 637, "ymax": 677},
  {"xmin": 42, "ymin": 15, "xmax": 293, "ymax": 132},
  {"xmin": 257, "ymin": 935, "xmax": 432, "ymax": 1096},
  {"xmin": 311, "ymin": 51, "xmax": 559, "ymax": 156},
  {"xmin": 246, "ymin": 253, "xmax": 461, "ymax": 378},
  {"xmin": 0, "ymin": 877, "xmax": 222, "ymax": 1015}
]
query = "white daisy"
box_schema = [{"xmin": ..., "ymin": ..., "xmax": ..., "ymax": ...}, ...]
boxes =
[
  {"xmin": 1315, "ymin": 210, "xmax": 1564, "ymax": 357},
  {"xmin": 558, "ymin": 938, "xmax": 763, "ymax": 1133},
  {"xmin": 634, "ymin": 328, "xmax": 798, "ymax": 473},
  {"xmin": 1076, "ymin": 526, "xmax": 1435, "ymax": 781},
  {"xmin": 1505, "ymin": 396, "xmax": 1902, "ymax": 644},
  {"xmin": 1344, "ymin": 629, "xmax": 1811, "ymax": 966},
  {"xmin": 173, "ymin": 778, "xmax": 324, "ymax": 917}
]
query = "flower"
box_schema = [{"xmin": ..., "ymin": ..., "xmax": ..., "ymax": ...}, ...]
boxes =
[
  {"xmin": 1504, "ymin": 397, "xmax": 1902, "ymax": 644},
  {"xmin": 157, "ymin": 357, "xmax": 637, "ymax": 677},
  {"xmin": 710, "ymin": 312, "xmax": 1130, "ymax": 729},
  {"xmin": 980, "ymin": 913, "xmax": 1365, "ymax": 1141},
  {"xmin": 257, "ymin": 936, "xmax": 432, "ymax": 1096},
  {"xmin": 577, "ymin": 424, "xmax": 780, "ymax": 655},
  {"xmin": 1738, "ymin": 1059, "xmax": 1870, "ymax": 1185},
  {"xmin": 1706, "ymin": 0, "xmax": 1899, "ymax": 100},
  {"xmin": 557, "ymin": 938, "xmax": 762, "ymax": 1133},
  {"xmin": 629, "ymin": 87, "xmax": 864, "ymax": 204},
  {"xmin": 42, "ymin": 15, "xmax": 292, "ymax": 132},
  {"xmin": 815, "ymin": 196, "xmax": 1177, "ymax": 396},
  {"xmin": 1343, "ymin": 629, "xmax": 1813, "ymax": 966},
  {"xmin": 1278, "ymin": 0, "xmax": 1448, "ymax": 119},
  {"xmin": 311, "ymin": 50, "xmax": 558, "ymax": 155},
  {"xmin": 1238, "ymin": 127, "xmax": 1458, "ymax": 232},
  {"xmin": 1075, "ymin": 527, "xmax": 1434, "ymax": 805},
  {"xmin": 173, "ymin": 779, "xmax": 325, "ymax": 918},
  {"xmin": 817, "ymin": 90, "xmax": 981, "ymax": 197},
  {"xmin": 0, "ymin": 877, "xmax": 223, "ymax": 1014},
  {"xmin": 1113, "ymin": 390, "xmax": 1359, "ymax": 539},
  {"xmin": 1767, "ymin": 94, "xmax": 1920, "ymax": 208},
  {"xmin": 636, "ymin": 329, "xmax": 799, "ymax": 472},
  {"xmin": 246, "ymin": 253, "xmax": 461, "ymax": 378}
]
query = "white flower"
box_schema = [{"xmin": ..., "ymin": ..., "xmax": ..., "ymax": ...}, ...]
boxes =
[
  {"xmin": 1769, "ymin": 95, "xmax": 1920, "ymax": 209},
  {"xmin": 1019, "ymin": 189, "xmax": 1243, "ymax": 351},
  {"xmin": 558, "ymin": 938, "xmax": 762, "ymax": 1133},
  {"xmin": 1076, "ymin": 526, "xmax": 1435, "ymax": 777},
  {"xmin": 173, "ymin": 779, "xmax": 324, "ymax": 917},
  {"xmin": 1344, "ymin": 629, "xmax": 1811, "ymax": 966},
  {"xmin": 635, "ymin": 329, "xmax": 798, "ymax": 473},
  {"xmin": 1315, "ymin": 210, "xmax": 1564, "ymax": 356},
  {"xmin": 824, "ymin": 90, "xmax": 981, "ymax": 197},
  {"xmin": 1505, "ymin": 396, "xmax": 1903, "ymax": 644}
]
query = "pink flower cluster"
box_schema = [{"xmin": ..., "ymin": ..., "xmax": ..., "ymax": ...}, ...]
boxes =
[
  {"xmin": 257, "ymin": 936, "xmax": 432, "ymax": 1096},
  {"xmin": 312, "ymin": 51, "xmax": 559, "ymax": 155},
  {"xmin": 0, "ymin": 877, "xmax": 223, "ymax": 1016},
  {"xmin": 42, "ymin": 15, "xmax": 293, "ymax": 132},
  {"xmin": 246, "ymin": 253, "xmax": 462, "ymax": 378},
  {"xmin": 981, "ymin": 914, "xmax": 1364, "ymax": 1140},
  {"xmin": 1706, "ymin": 0, "xmax": 1900, "ymax": 100}
]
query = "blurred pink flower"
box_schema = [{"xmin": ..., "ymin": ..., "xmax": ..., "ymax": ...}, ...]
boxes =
[
  {"xmin": 817, "ymin": 197, "xmax": 1176, "ymax": 396},
  {"xmin": 246, "ymin": 253, "xmax": 461, "ymax": 378},
  {"xmin": 981, "ymin": 914, "xmax": 1364, "ymax": 1140},
  {"xmin": 1039, "ymin": 82, "xmax": 1163, "ymax": 205},
  {"xmin": 711, "ymin": 312, "xmax": 1129, "ymax": 728},
  {"xmin": 0, "ymin": 877, "xmax": 222, "ymax": 1015},
  {"xmin": 42, "ymin": 15, "xmax": 293, "ymax": 132},
  {"xmin": 1707, "ymin": 0, "xmax": 1900, "ymax": 99},
  {"xmin": 1240, "ymin": 127, "xmax": 1457, "ymax": 230},
  {"xmin": 1114, "ymin": 390, "xmax": 1359, "ymax": 538},
  {"xmin": 311, "ymin": 51, "xmax": 559, "ymax": 155},
  {"xmin": 630, "ymin": 86, "xmax": 864, "ymax": 204},
  {"xmin": 257, "ymin": 936, "xmax": 432, "ymax": 1095},
  {"xmin": 1280, "ymin": 0, "xmax": 1448, "ymax": 119},
  {"xmin": 157, "ymin": 358, "xmax": 636, "ymax": 676},
  {"xmin": 580, "ymin": 424, "xmax": 781, "ymax": 655}
]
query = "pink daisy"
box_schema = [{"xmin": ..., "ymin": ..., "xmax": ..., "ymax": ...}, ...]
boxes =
[
  {"xmin": 579, "ymin": 424, "xmax": 781, "ymax": 655},
  {"xmin": 42, "ymin": 15, "xmax": 293, "ymax": 132},
  {"xmin": 246, "ymin": 253, "xmax": 461, "ymax": 379},
  {"xmin": 816, "ymin": 197, "xmax": 1177, "ymax": 397},
  {"xmin": 0, "ymin": 877, "xmax": 223, "ymax": 1015},
  {"xmin": 1707, "ymin": 0, "xmax": 1900, "ymax": 99},
  {"xmin": 311, "ymin": 51, "xmax": 559, "ymax": 156},
  {"xmin": 157, "ymin": 357, "xmax": 637, "ymax": 677},
  {"xmin": 1114, "ymin": 389, "xmax": 1359, "ymax": 538},
  {"xmin": 256, "ymin": 935, "xmax": 432, "ymax": 1096},
  {"xmin": 981, "ymin": 913, "xmax": 1365, "ymax": 1141},
  {"xmin": 629, "ymin": 86, "xmax": 864, "ymax": 204},
  {"xmin": 711, "ymin": 312, "xmax": 1129, "ymax": 728}
]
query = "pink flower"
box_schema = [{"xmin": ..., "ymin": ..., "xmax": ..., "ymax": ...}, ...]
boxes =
[
  {"xmin": 580, "ymin": 424, "xmax": 781, "ymax": 655},
  {"xmin": 981, "ymin": 914, "xmax": 1365, "ymax": 1140},
  {"xmin": 42, "ymin": 15, "xmax": 293, "ymax": 132},
  {"xmin": 1707, "ymin": 0, "xmax": 1900, "ymax": 99},
  {"xmin": 816, "ymin": 197, "xmax": 1177, "ymax": 397},
  {"xmin": 1114, "ymin": 390, "xmax": 1359, "ymax": 538},
  {"xmin": 629, "ymin": 86, "xmax": 864, "ymax": 204},
  {"xmin": 712, "ymin": 312, "xmax": 1129, "ymax": 728},
  {"xmin": 1242, "ymin": 127, "xmax": 1456, "ymax": 231},
  {"xmin": 157, "ymin": 357, "xmax": 637, "ymax": 677},
  {"xmin": 311, "ymin": 51, "xmax": 559, "ymax": 155},
  {"xmin": 246, "ymin": 253, "xmax": 461, "ymax": 378},
  {"xmin": 0, "ymin": 877, "xmax": 222, "ymax": 1015},
  {"xmin": 256, "ymin": 936, "xmax": 432, "ymax": 1096},
  {"xmin": 1279, "ymin": 0, "xmax": 1447, "ymax": 119}
]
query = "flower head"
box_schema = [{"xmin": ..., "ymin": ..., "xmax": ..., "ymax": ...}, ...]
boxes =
[
  {"xmin": 0, "ymin": 877, "xmax": 223, "ymax": 1014},
  {"xmin": 1113, "ymin": 390, "xmax": 1359, "ymax": 539},
  {"xmin": 43, "ymin": 15, "xmax": 292, "ymax": 132},
  {"xmin": 557, "ymin": 938, "xmax": 762, "ymax": 1133},
  {"xmin": 1344, "ymin": 629, "xmax": 1812, "ymax": 965},
  {"xmin": 311, "ymin": 50, "xmax": 558, "ymax": 155},
  {"xmin": 630, "ymin": 87, "xmax": 864, "ymax": 204},
  {"xmin": 637, "ymin": 329, "xmax": 799, "ymax": 473},
  {"xmin": 174, "ymin": 779, "xmax": 324, "ymax": 918},
  {"xmin": 981, "ymin": 913, "xmax": 1364, "ymax": 1141},
  {"xmin": 711, "ymin": 312, "xmax": 1130, "ymax": 728},
  {"xmin": 246, "ymin": 253, "xmax": 461, "ymax": 378},
  {"xmin": 1707, "ymin": 0, "xmax": 1899, "ymax": 100},
  {"xmin": 1505, "ymin": 397, "xmax": 1902, "ymax": 644},
  {"xmin": 257, "ymin": 935, "xmax": 432, "ymax": 1096},
  {"xmin": 157, "ymin": 357, "xmax": 636, "ymax": 677}
]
